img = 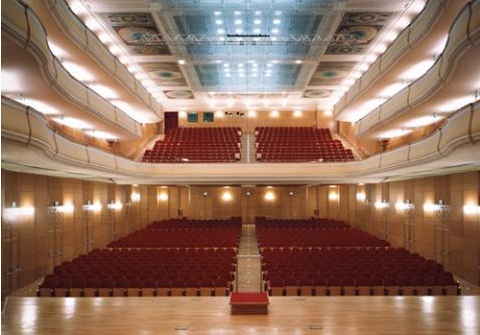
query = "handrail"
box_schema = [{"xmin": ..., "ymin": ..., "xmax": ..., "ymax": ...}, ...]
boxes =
[
  {"xmin": 2, "ymin": 97, "xmax": 479, "ymax": 184},
  {"xmin": 1, "ymin": 0, "xmax": 142, "ymax": 138}
]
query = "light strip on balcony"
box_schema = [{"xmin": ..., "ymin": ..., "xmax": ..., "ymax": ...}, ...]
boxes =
[
  {"xmin": 84, "ymin": 130, "xmax": 117, "ymax": 140},
  {"xmin": 63, "ymin": 62, "xmax": 94, "ymax": 82},
  {"xmin": 53, "ymin": 116, "xmax": 92, "ymax": 129},
  {"xmin": 399, "ymin": 59, "xmax": 435, "ymax": 81}
]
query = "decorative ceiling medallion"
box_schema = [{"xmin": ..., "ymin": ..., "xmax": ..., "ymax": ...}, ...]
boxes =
[
  {"xmin": 141, "ymin": 63, "xmax": 187, "ymax": 86},
  {"xmin": 102, "ymin": 12, "xmax": 171, "ymax": 55},
  {"xmin": 309, "ymin": 62, "xmax": 356, "ymax": 86},
  {"xmin": 303, "ymin": 89, "xmax": 331, "ymax": 98},
  {"xmin": 164, "ymin": 90, "xmax": 194, "ymax": 99}
]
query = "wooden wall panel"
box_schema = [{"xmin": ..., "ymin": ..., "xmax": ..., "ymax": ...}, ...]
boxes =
[{"xmin": 1, "ymin": 169, "xmax": 479, "ymax": 298}]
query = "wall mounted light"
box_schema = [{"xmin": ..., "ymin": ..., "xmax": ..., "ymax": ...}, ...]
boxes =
[
  {"xmin": 107, "ymin": 201, "xmax": 123, "ymax": 210},
  {"xmin": 203, "ymin": 191, "xmax": 209, "ymax": 197},
  {"xmin": 49, "ymin": 201, "xmax": 74, "ymax": 213},
  {"xmin": 395, "ymin": 199, "xmax": 415, "ymax": 212},
  {"xmin": 375, "ymin": 199, "xmax": 390, "ymax": 209},
  {"xmin": 2, "ymin": 202, "xmax": 35, "ymax": 222},
  {"xmin": 131, "ymin": 192, "xmax": 141, "ymax": 202},
  {"xmin": 265, "ymin": 191, "xmax": 275, "ymax": 201},
  {"xmin": 158, "ymin": 193, "xmax": 169, "ymax": 202},
  {"xmin": 463, "ymin": 204, "xmax": 480, "ymax": 215},
  {"xmin": 356, "ymin": 192, "xmax": 366, "ymax": 201},
  {"xmin": 83, "ymin": 201, "xmax": 102, "ymax": 212},
  {"xmin": 222, "ymin": 191, "xmax": 233, "ymax": 201}
]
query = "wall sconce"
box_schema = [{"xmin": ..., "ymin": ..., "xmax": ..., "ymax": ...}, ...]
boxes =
[
  {"xmin": 265, "ymin": 191, "xmax": 275, "ymax": 201},
  {"xmin": 83, "ymin": 201, "xmax": 102, "ymax": 212},
  {"xmin": 131, "ymin": 192, "xmax": 141, "ymax": 202},
  {"xmin": 328, "ymin": 192, "xmax": 338, "ymax": 200},
  {"xmin": 356, "ymin": 192, "xmax": 366, "ymax": 201},
  {"xmin": 463, "ymin": 204, "xmax": 480, "ymax": 215},
  {"xmin": 288, "ymin": 191, "xmax": 294, "ymax": 196},
  {"xmin": 49, "ymin": 201, "xmax": 74, "ymax": 213},
  {"xmin": 245, "ymin": 191, "xmax": 252, "ymax": 197},
  {"xmin": 2, "ymin": 202, "xmax": 35, "ymax": 222},
  {"xmin": 374, "ymin": 199, "xmax": 390, "ymax": 209},
  {"xmin": 203, "ymin": 191, "xmax": 209, "ymax": 197},
  {"xmin": 395, "ymin": 199, "xmax": 415, "ymax": 212},
  {"xmin": 222, "ymin": 191, "xmax": 233, "ymax": 201},
  {"xmin": 157, "ymin": 193, "xmax": 168, "ymax": 202},
  {"xmin": 107, "ymin": 201, "xmax": 123, "ymax": 210}
]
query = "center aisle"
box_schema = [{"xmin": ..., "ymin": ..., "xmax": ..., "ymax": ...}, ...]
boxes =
[{"xmin": 235, "ymin": 224, "xmax": 262, "ymax": 293}]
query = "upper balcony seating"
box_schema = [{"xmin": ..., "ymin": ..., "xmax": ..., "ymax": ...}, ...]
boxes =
[
  {"xmin": 255, "ymin": 127, "xmax": 354, "ymax": 162},
  {"xmin": 142, "ymin": 127, "xmax": 242, "ymax": 163}
]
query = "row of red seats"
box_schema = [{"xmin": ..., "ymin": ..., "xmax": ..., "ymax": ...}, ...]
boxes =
[
  {"xmin": 39, "ymin": 275, "xmax": 232, "ymax": 297},
  {"xmin": 142, "ymin": 127, "xmax": 241, "ymax": 163},
  {"xmin": 257, "ymin": 228, "xmax": 390, "ymax": 248},
  {"xmin": 148, "ymin": 218, "xmax": 242, "ymax": 229},
  {"xmin": 108, "ymin": 228, "xmax": 241, "ymax": 248},
  {"xmin": 258, "ymin": 218, "xmax": 459, "ymax": 296},
  {"xmin": 38, "ymin": 218, "xmax": 240, "ymax": 297},
  {"xmin": 255, "ymin": 217, "xmax": 350, "ymax": 228}
]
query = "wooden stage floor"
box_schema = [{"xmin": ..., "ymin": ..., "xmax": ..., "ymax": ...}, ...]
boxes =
[{"xmin": 2, "ymin": 296, "xmax": 479, "ymax": 334}]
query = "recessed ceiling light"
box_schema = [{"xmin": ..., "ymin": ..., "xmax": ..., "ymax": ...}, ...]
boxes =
[
  {"xmin": 224, "ymin": 68, "xmax": 231, "ymax": 72},
  {"xmin": 217, "ymin": 28, "xmax": 225, "ymax": 34},
  {"xmin": 266, "ymin": 73, "xmax": 272, "ymax": 77},
  {"xmin": 234, "ymin": 11, "xmax": 241, "ymax": 16},
  {"xmin": 275, "ymin": 11, "xmax": 281, "ymax": 15},
  {"xmin": 235, "ymin": 28, "xmax": 243, "ymax": 34},
  {"xmin": 255, "ymin": 11, "xmax": 261, "ymax": 15},
  {"xmin": 252, "ymin": 73, "xmax": 258, "ymax": 77},
  {"xmin": 239, "ymin": 73, "xmax": 245, "ymax": 77},
  {"xmin": 254, "ymin": 19, "xmax": 261, "ymax": 25},
  {"xmin": 215, "ymin": 60, "xmax": 222, "ymax": 63},
  {"xmin": 271, "ymin": 36, "xmax": 277, "ymax": 41},
  {"xmin": 215, "ymin": 19, "xmax": 223, "ymax": 25},
  {"xmin": 271, "ymin": 28, "xmax": 279, "ymax": 34},
  {"xmin": 214, "ymin": 11, "xmax": 221, "ymax": 16},
  {"xmin": 238, "ymin": 63, "xmax": 244, "ymax": 67},
  {"xmin": 225, "ymin": 73, "xmax": 231, "ymax": 77},
  {"xmin": 273, "ymin": 19, "xmax": 281, "ymax": 25},
  {"xmin": 178, "ymin": 59, "xmax": 186, "ymax": 65},
  {"xmin": 223, "ymin": 63, "xmax": 230, "ymax": 67},
  {"xmin": 267, "ymin": 63, "xmax": 272, "ymax": 68},
  {"xmin": 253, "ymin": 28, "xmax": 261, "ymax": 34},
  {"xmin": 295, "ymin": 59, "xmax": 302, "ymax": 64},
  {"xmin": 235, "ymin": 19, "xmax": 242, "ymax": 25}
]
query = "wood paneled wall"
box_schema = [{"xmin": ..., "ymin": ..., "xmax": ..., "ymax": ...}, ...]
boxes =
[
  {"xmin": 2, "ymin": 169, "xmax": 479, "ymax": 298},
  {"xmin": 306, "ymin": 171, "xmax": 480, "ymax": 285}
]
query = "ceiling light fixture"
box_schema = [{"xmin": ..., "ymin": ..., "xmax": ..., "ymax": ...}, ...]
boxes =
[{"xmin": 178, "ymin": 59, "xmax": 186, "ymax": 65}]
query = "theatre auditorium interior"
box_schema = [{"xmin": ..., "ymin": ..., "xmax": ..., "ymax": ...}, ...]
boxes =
[{"xmin": 2, "ymin": 0, "xmax": 480, "ymax": 333}]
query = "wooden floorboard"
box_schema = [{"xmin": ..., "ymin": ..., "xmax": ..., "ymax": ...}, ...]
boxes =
[{"xmin": 2, "ymin": 296, "xmax": 479, "ymax": 334}]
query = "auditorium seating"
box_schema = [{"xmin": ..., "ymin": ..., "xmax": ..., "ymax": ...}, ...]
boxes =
[
  {"xmin": 256, "ymin": 228, "xmax": 389, "ymax": 248},
  {"xmin": 108, "ymin": 228, "xmax": 241, "ymax": 249},
  {"xmin": 255, "ymin": 127, "xmax": 355, "ymax": 162},
  {"xmin": 255, "ymin": 217, "xmax": 350, "ymax": 229},
  {"xmin": 257, "ymin": 217, "xmax": 459, "ymax": 296},
  {"xmin": 142, "ymin": 127, "xmax": 241, "ymax": 163},
  {"xmin": 262, "ymin": 247, "xmax": 459, "ymax": 297},
  {"xmin": 38, "ymin": 218, "xmax": 239, "ymax": 297},
  {"xmin": 147, "ymin": 217, "xmax": 242, "ymax": 229}
]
